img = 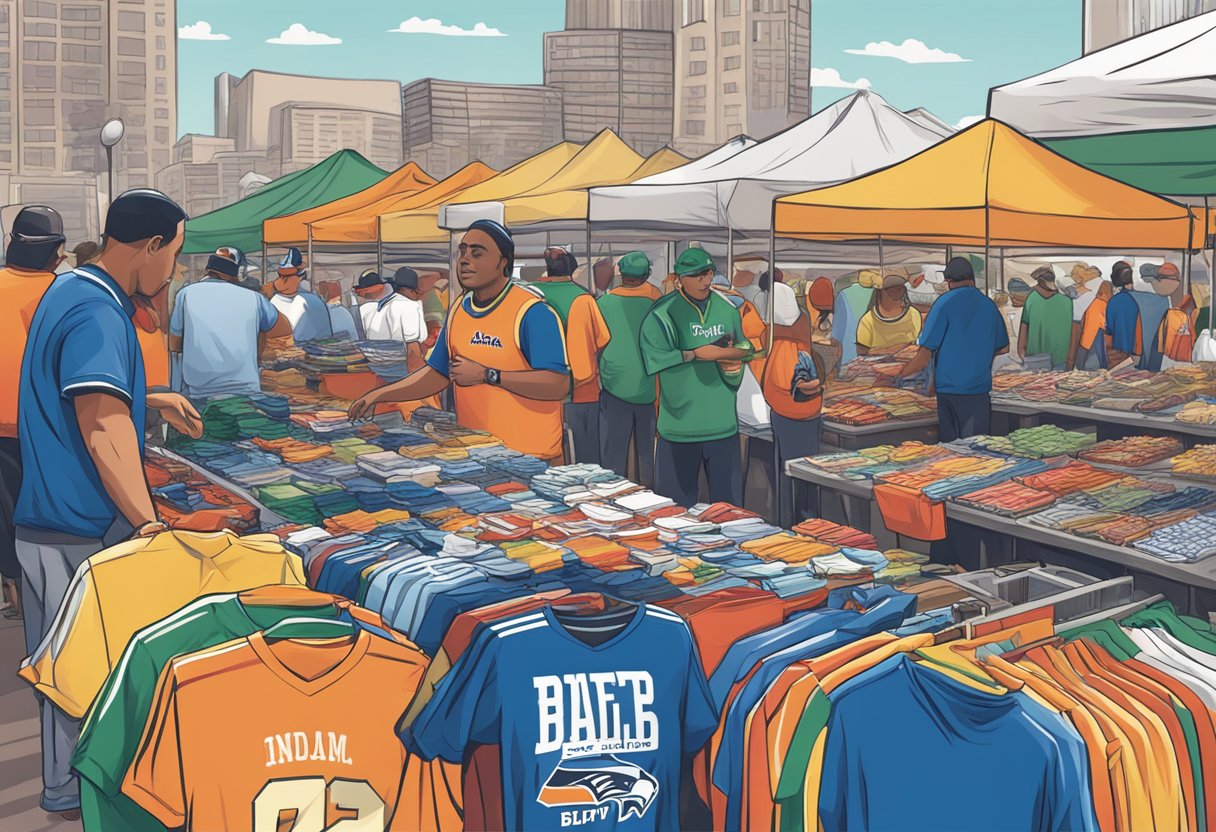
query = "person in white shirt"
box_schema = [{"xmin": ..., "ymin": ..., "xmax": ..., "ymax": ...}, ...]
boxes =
[
  {"xmin": 355, "ymin": 268, "xmax": 426, "ymax": 371},
  {"xmin": 268, "ymin": 248, "xmax": 332, "ymax": 343}
]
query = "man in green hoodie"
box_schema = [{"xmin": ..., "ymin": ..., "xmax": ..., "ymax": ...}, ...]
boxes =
[
  {"xmin": 597, "ymin": 251, "xmax": 663, "ymax": 485},
  {"xmin": 641, "ymin": 247, "xmax": 752, "ymax": 507}
]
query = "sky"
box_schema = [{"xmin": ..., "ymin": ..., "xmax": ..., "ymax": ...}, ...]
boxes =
[{"xmin": 176, "ymin": 0, "xmax": 1081, "ymax": 138}]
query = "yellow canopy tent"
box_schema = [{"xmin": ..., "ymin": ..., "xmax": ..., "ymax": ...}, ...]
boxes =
[
  {"xmin": 379, "ymin": 141, "xmax": 581, "ymax": 243},
  {"xmin": 261, "ymin": 162, "xmax": 435, "ymax": 246},
  {"xmin": 629, "ymin": 147, "xmax": 689, "ymax": 180},
  {"xmin": 774, "ymin": 119, "xmax": 1206, "ymax": 250},
  {"xmin": 307, "ymin": 161, "xmax": 498, "ymax": 244}
]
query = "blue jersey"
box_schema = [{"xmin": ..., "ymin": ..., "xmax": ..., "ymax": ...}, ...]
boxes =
[{"xmin": 407, "ymin": 604, "xmax": 718, "ymax": 831}]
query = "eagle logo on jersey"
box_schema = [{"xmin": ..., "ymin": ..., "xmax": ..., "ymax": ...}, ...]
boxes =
[
  {"xmin": 469, "ymin": 330, "xmax": 504, "ymax": 348},
  {"xmin": 537, "ymin": 755, "xmax": 659, "ymax": 822}
]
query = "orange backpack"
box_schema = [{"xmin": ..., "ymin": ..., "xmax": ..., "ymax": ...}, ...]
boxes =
[{"xmin": 1160, "ymin": 308, "xmax": 1194, "ymax": 362}]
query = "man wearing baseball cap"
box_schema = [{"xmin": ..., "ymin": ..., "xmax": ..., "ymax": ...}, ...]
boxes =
[
  {"xmin": 897, "ymin": 256, "xmax": 1008, "ymax": 442},
  {"xmin": 597, "ymin": 251, "xmax": 662, "ymax": 484},
  {"xmin": 269, "ymin": 247, "xmax": 332, "ymax": 343},
  {"xmin": 530, "ymin": 245, "xmax": 612, "ymax": 464},
  {"xmin": 641, "ymin": 247, "xmax": 753, "ymax": 507},
  {"xmin": 356, "ymin": 267, "xmax": 427, "ymax": 371},
  {"xmin": 169, "ymin": 246, "xmax": 291, "ymax": 398}
]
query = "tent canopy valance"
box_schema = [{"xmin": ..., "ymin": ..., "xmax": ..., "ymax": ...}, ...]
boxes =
[
  {"xmin": 774, "ymin": 120, "xmax": 1206, "ymax": 250},
  {"xmin": 183, "ymin": 150, "xmax": 387, "ymax": 255}
]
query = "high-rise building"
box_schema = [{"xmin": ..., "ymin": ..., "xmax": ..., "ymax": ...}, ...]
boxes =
[
  {"xmin": 269, "ymin": 103, "xmax": 403, "ymax": 174},
  {"xmin": 1084, "ymin": 0, "xmax": 1216, "ymax": 51},
  {"xmin": 672, "ymin": 0, "xmax": 811, "ymax": 156},
  {"xmin": 0, "ymin": 0, "xmax": 175, "ymax": 242},
  {"xmin": 402, "ymin": 79, "xmax": 564, "ymax": 177},
  {"xmin": 545, "ymin": 0, "xmax": 674, "ymax": 155}
]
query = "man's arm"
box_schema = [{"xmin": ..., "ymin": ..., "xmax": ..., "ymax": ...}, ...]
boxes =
[
  {"xmin": 168, "ymin": 334, "xmax": 183, "ymax": 354},
  {"xmin": 1017, "ymin": 321, "xmax": 1029, "ymax": 359},
  {"xmin": 266, "ymin": 311, "xmax": 292, "ymax": 339},
  {"xmin": 897, "ymin": 346, "xmax": 932, "ymax": 379},
  {"xmin": 74, "ymin": 393, "xmax": 158, "ymax": 528},
  {"xmin": 481, "ymin": 365, "xmax": 569, "ymax": 400},
  {"xmin": 1068, "ymin": 322, "xmax": 1082, "ymax": 370},
  {"xmin": 349, "ymin": 366, "xmax": 449, "ymax": 420}
]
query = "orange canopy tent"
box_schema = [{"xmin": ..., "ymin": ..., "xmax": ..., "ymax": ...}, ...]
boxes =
[
  {"xmin": 774, "ymin": 119, "xmax": 1206, "ymax": 250},
  {"xmin": 261, "ymin": 162, "xmax": 435, "ymax": 246},
  {"xmin": 307, "ymin": 161, "xmax": 498, "ymax": 244}
]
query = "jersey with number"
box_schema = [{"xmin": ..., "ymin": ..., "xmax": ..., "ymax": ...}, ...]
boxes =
[
  {"xmin": 407, "ymin": 604, "xmax": 719, "ymax": 831},
  {"xmin": 124, "ymin": 630, "xmax": 427, "ymax": 831}
]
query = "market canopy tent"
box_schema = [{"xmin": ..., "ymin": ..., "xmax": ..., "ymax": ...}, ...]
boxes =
[
  {"xmin": 440, "ymin": 131, "xmax": 672, "ymax": 232},
  {"xmin": 589, "ymin": 90, "xmax": 951, "ymax": 234},
  {"xmin": 774, "ymin": 119, "xmax": 1206, "ymax": 250},
  {"xmin": 308, "ymin": 161, "xmax": 497, "ymax": 244},
  {"xmin": 183, "ymin": 150, "xmax": 387, "ymax": 255},
  {"xmin": 378, "ymin": 141, "xmax": 581, "ymax": 243},
  {"xmin": 988, "ymin": 11, "xmax": 1216, "ymax": 195},
  {"xmin": 628, "ymin": 147, "xmax": 689, "ymax": 180},
  {"xmin": 261, "ymin": 161, "xmax": 435, "ymax": 246}
]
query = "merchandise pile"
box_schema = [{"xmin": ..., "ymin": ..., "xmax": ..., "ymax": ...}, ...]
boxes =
[
  {"xmin": 1078, "ymin": 435, "xmax": 1183, "ymax": 468},
  {"xmin": 966, "ymin": 424, "xmax": 1095, "ymax": 459},
  {"xmin": 992, "ymin": 363, "xmax": 1216, "ymax": 419},
  {"xmin": 822, "ymin": 387, "xmax": 937, "ymax": 426},
  {"xmin": 1171, "ymin": 445, "xmax": 1216, "ymax": 481}
]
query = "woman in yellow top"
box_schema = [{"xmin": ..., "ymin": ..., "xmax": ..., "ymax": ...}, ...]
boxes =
[{"xmin": 855, "ymin": 271, "xmax": 923, "ymax": 354}]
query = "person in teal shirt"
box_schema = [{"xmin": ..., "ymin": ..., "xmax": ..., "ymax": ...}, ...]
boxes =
[
  {"xmin": 641, "ymin": 247, "xmax": 752, "ymax": 508},
  {"xmin": 1019, "ymin": 266, "xmax": 1075, "ymax": 370},
  {"xmin": 597, "ymin": 251, "xmax": 662, "ymax": 485}
]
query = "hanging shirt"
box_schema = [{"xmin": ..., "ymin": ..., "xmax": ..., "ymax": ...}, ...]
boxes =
[
  {"xmin": 530, "ymin": 279, "xmax": 612, "ymax": 403},
  {"xmin": 18, "ymin": 529, "xmax": 306, "ymax": 719},
  {"xmin": 0, "ymin": 265, "xmax": 55, "ymax": 437},
  {"xmin": 407, "ymin": 604, "xmax": 719, "ymax": 831},
  {"xmin": 640, "ymin": 289, "xmax": 752, "ymax": 443},
  {"xmin": 1105, "ymin": 289, "xmax": 1143, "ymax": 354},
  {"xmin": 272, "ymin": 290, "xmax": 333, "ymax": 343},
  {"xmin": 15, "ymin": 266, "xmax": 146, "ymax": 538},
  {"xmin": 360, "ymin": 291, "xmax": 426, "ymax": 343},
  {"xmin": 818, "ymin": 654, "xmax": 1099, "ymax": 832},
  {"xmin": 916, "ymin": 285, "xmax": 1009, "ymax": 395},
  {"xmin": 124, "ymin": 629, "xmax": 427, "ymax": 831},
  {"xmin": 1021, "ymin": 290, "xmax": 1074, "ymax": 367},
  {"xmin": 597, "ymin": 283, "xmax": 663, "ymax": 404},
  {"xmin": 170, "ymin": 277, "xmax": 281, "ymax": 398}
]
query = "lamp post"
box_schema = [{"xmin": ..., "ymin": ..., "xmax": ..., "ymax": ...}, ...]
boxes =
[{"xmin": 99, "ymin": 118, "xmax": 125, "ymax": 210}]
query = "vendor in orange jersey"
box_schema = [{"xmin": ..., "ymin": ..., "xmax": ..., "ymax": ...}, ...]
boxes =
[{"xmin": 349, "ymin": 220, "xmax": 571, "ymax": 462}]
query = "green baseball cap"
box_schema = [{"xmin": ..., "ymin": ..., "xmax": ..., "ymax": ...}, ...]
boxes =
[
  {"xmin": 617, "ymin": 250, "xmax": 651, "ymax": 278},
  {"xmin": 674, "ymin": 247, "xmax": 715, "ymax": 277}
]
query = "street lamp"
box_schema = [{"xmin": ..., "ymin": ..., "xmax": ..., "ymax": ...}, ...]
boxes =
[{"xmin": 100, "ymin": 118, "xmax": 125, "ymax": 208}]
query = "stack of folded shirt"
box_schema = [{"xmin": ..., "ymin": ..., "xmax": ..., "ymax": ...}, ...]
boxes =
[
  {"xmin": 1134, "ymin": 513, "xmax": 1216, "ymax": 562},
  {"xmin": 566, "ymin": 536, "xmax": 633, "ymax": 571},
  {"xmin": 954, "ymin": 481, "xmax": 1057, "ymax": 517},
  {"xmin": 329, "ymin": 437, "xmax": 384, "ymax": 463},
  {"xmin": 501, "ymin": 540, "xmax": 570, "ymax": 573},
  {"xmin": 251, "ymin": 437, "xmax": 333, "ymax": 463},
  {"xmin": 256, "ymin": 483, "xmax": 323, "ymax": 526},
  {"xmin": 299, "ymin": 339, "xmax": 371, "ymax": 375},
  {"xmin": 261, "ymin": 367, "xmax": 308, "ymax": 389},
  {"xmin": 1014, "ymin": 461, "xmax": 1126, "ymax": 497},
  {"xmin": 613, "ymin": 490, "xmax": 675, "ymax": 514},
  {"xmin": 292, "ymin": 410, "xmax": 356, "ymax": 435},
  {"xmin": 249, "ymin": 393, "xmax": 292, "ymax": 420},
  {"xmin": 1079, "ymin": 435, "xmax": 1183, "ymax": 468},
  {"xmin": 294, "ymin": 481, "xmax": 360, "ymax": 518},
  {"xmin": 741, "ymin": 532, "xmax": 838, "ymax": 564},
  {"xmin": 719, "ymin": 518, "xmax": 782, "ymax": 542},
  {"xmin": 323, "ymin": 508, "xmax": 412, "ymax": 534},
  {"xmin": 355, "ymin": 451, "xmax": 441, "ymax": 484},
  {"xmin": 692, "ymin": 503, "xmax": 761, "ymax": 524},
  {"xmin": 758, "ymin": 571, "xmax": 828, "ymax": 598},
  {"xmin": 791, "ymin": 518, "xmax": 879, "ymax": 549},
  {"xmin": 288, "ymin": 456, "xmax": 360, "ymax": 483},
  {"xmin": 874, "ymin": 548, "xmax": 930, "ymax": 582}
]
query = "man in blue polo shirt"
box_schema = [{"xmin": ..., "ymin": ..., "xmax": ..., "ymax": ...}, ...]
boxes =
[
  {"xmin": 15, "ymin": 189, "xmax": 203, "ymax": 815},
  {"xmin": 1104, "ymin": 261, "xmax": 1142, "ymax": 367},
  {"xmin": 897, "ymin": 257, "xmax": 1009, "ymax": 442}
]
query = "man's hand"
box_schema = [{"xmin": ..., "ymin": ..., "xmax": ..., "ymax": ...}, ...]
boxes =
[
  {"xmin": 450, "ymin": 357, "xmax": 487, "ymax": 387},
  {"xmin": 146, "ymin": 392, "xmax": 203, "ymax": 439},
  {"xmin": 795, "ymin": 378, "xmax": 822, "ymax": 396},
  {"xmin": 719, "ymin": 360, "xmax": 743, "ymax": 375},
  {"xmin": 693, "ymin": 345, "xmax": 736, "ymax": 362},
  {"xmin": 348, "ymin": 390, "xmax": 383, "ymax": 422}
]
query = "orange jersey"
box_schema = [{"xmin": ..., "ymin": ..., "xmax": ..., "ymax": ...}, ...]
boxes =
[
  {"xmin": 0, "ymin": 266, "xmax": 55, "ymax": 436},
  {"xmin": 125, "ymin": 631, "xmax": 427, "ymax": 831}
]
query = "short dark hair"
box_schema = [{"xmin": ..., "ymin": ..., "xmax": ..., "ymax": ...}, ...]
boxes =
[
  {"xmin": 103, "ymin": 189, "xmax": 187, "ymax": 247},
  {"xmin": 1112, "ymin": 261, "xmax": 1134, "ymax": 287}
]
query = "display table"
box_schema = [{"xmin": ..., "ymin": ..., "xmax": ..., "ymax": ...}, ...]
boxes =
[
  {"xmin": 991, "ymin": 398, "xmax": 1216, "ymax": 446},
  {"xmin": 148, "ymin": 446, "xmax": 290, "ymax": 530},
  {"xmin": 823, "ymin": 415, "xmax": 939, "ymax": 450}
]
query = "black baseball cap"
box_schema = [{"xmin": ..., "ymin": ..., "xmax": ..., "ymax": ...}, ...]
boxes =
[
  {"xmin": 392, "ymin": 266, "xmax": 420, "ymax": 292},
  {"xmin": 942, "ymin": 256, "xmax": 974, "ymax": 282},
  {"xmin": 6, "ymin": 206, "xmax": 65, "ymax": 270},
  {"xmin": 355, "ymin": 269, "xmax": 385, "ymax": 290}
]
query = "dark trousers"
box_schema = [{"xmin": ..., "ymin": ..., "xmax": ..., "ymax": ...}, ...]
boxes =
[
  {"xmin": 937, "ymin": 393, "xmax": 991, "ymax": 443},
  {"xmin": 655, "ymin": 434, "xmax": 741, "ymax": 509},
  {"xmin": 0, "ymin": 437, "xmax": 21, "ymax": 580},
  {"xmin": 599, "ymin": 390, "xmax": 656, "ymax": 487},
  {"xmin": 564, "ymin": 401, "xmax": 600, "ymax": 465},
  {"xmin": 771, "ymin": 414, "xmax": 822, "ymax": 526}
]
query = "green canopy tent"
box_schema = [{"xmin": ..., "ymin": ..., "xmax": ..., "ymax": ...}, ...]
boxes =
[{"xmin": 182, "ymin": 149, "xmax": 387, "ymax": 255}]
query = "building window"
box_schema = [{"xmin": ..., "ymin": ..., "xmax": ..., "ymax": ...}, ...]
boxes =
[
  {"xmin": 63, "ymin": 43, "xmax": 101, "ymax": 63},
  {"xmin": 117, "ymin": 36, "xmax": 145, "ymax": 57},
  {"xmin": 23, "ymin": 148, "xmax": 53, "ymax": 168},
  {"xmin": 62, "ymin": 5, "xmax": 101, "ymax": 21},
  {"xmin": 155, "ymin": 126, "xmax": 169, "ymax": 144},
  {"xmin": 724, "ymin": 55, "xmax": 741, "ymax": 70},
  {"xmin": 753, "ymin": 0, "xmax": 764, "ymax": 10},
  {"xmin": 155, "ymin": 12, "xmax": 166, "ymax": 27},
  {"xmin": 684, "ymin": 120, "xmax": 705, "ymax": 136},
  {"xmin": 24, "ymin": 1, "xmax": 55, "ymax": 19},
  {"xmin": 690, "ymin": 36, "xmax": 705, "ymax": 51},
  {"xmin": 24, "ymin": 22, "xmax": 55, "ymax": 37},
  {"xmin": 687, "ymin": 84, "xmax": 707, "ymax": 98},
  {"xmin": 155, "ymin": 107, "xmax": 169, "ymax": 120},
  {"xmin": 156, "ymin": 36, "xmax": 166, "ymax": 50},
  {"xmin": 156, "ymin": 54, "xmax": 165, "ymax": 70},
  {"xmin": 722, "ymin": 31, "xmax": 740, "ymax": 46},
  {"xmin": 62, "ymin": 26, "xmax": 102, "ymax": 41},
  {"xmin": 683, "ymin": 0, "xmax": 705, "ymax": 25},
  {"xmin": 724, "ymin": 81, "xmax": 738, "ymax": 94},
  {"xmin": 155, "ymin": 77, "xmax": 167, "ymax": 95},
  {"xmin": 27, "ymin": 41, "xmax": 54, "ymax": 61},
  {"xmin": 22, "ymin": 66, "xmax": 55, "ymax": 92},
  {"xmin": 689, "ymin": 60, "xmax": 707, "ymax": 76},
  {"xmin": 117, "ymin": 11, "xmax": 144, "ymax": 32},
  {"xmin": 723, "ymin": 0, "xmax": 741, "ymax": 14}
]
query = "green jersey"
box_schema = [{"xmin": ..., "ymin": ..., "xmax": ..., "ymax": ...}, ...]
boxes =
[
  {"xmin": 1021, "ymin": 289, "xmax": 1074, "ymax": 366},
  {"xmin": 597, "ymin": 285, "xmax": 661, "ymax": 404},
  {"xmin": 528, "ymin": 279, "xmax": 588, "ymax": 327},
  {"xmin": 641, "ymin": 289, "xmax": 750, "ymax": 442},
  {"xmin": 73, "ymin": 591, "xmax": 341, "ymax": 832}
]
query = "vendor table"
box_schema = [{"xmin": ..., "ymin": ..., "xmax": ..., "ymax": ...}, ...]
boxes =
[
  {"xmin": 823, "ymin": 415, "xmax": 939, "ymax": 450},
  {"xmin": 786, "ymin": 457, "xmax": 1216, "ymax": 614},
  {"xmin": 148, "ymin": 445, "xmax": 290, "ymax": 530},
  {"xmin": 992, "ymin": 398, "xmax": 1216, "ymax": 446}
]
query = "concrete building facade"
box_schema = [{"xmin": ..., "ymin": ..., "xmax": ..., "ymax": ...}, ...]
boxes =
[
  {"xmin": 1084, "ymin": 0, "xmax": 1216, "ymax": 51},
  {"xmin": 402, "ymin": 79, "xmax": 564, "ymax": 177},
  {"xmin": 269, "ymin": 103, "xmax": 403, "ymax": 174},
  {"xmin": 672, "ymin": 0, "xmax": 811, "ymax": 156}
]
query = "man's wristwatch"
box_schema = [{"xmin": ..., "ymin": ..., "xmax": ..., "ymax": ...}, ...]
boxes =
[{"xmin": 484, "ymin": 368, "xmax": 502, "ymax": 386}]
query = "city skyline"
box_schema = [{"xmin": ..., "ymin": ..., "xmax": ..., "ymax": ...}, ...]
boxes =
[{"xmin": 176, "ymin": 0, "xmax": 1081, "ymax": 139}]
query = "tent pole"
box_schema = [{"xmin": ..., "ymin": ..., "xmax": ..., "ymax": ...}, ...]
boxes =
[
  {"xmin": 1000, "ymin": 247, "xmax": 1006, "ymax": 291},
  {"xmin": 727, "ymin": 223, "xmax": 734, "ymax": 286},
  {"xmin": 261, "ymin": 243, "xmax": 268, "ymax": 285},
  {"xmin": 449, "ymin": 232, "xmax": 458, "ymax": 306},
  {"xmin": 306, "ymin": 226, "xmax": 313, "ymax": 280},
  {"xmin": 1208, "ymin": 197, "xmax": 1214, "ymax": 333},
  {"xmin": 585, "ymin": 222, "xmax": 593, "ymax": 291},
  {"xmin": 878, "ymin": 235, "xmax": 885, "ymax": 277},
  {"xmin": 767, "ymin": 226, "xmax": 776, "ymax": 353},
  {"xmin": 376, "ymin": 217, "xmax": 384, "ymax": 275}
]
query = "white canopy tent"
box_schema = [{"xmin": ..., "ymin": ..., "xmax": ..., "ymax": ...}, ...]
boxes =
[
  {"xmin": 588, "ymin": 90, "xmax": 952, "ymax": 236},
  {"xmin": 988, "ymin": 10, "xmax": 1216, "ymax": 139}
]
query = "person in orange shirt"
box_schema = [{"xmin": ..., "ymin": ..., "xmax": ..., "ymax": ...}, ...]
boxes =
[
  {"xmin": 530, "ymin": 245, "xmax": 612, "ymax": 464},
  {"xmin": 0, "ymin": 207, "xmax": 67, "ymax": 620},
  {"xmin": 349, "ymin": 220, "xmax": 571, "ymax": 462},
  {"xmin": 1073, "ymin": 281, "xmax": 1113, "ymax": 370}
]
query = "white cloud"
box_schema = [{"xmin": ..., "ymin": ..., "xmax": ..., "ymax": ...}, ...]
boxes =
[
  {"xmin": 179, "ymin": 21, "xmax": 230, "ymax": 41},
  {"xmin": 810, "ymin": 67, "xmax": 871, "ymax": 90},
  {"xmin": 267, "ymin": 23, "xmax": 342, "ymax": 46},
  {"xmin": 845, "ymin": 38, "xmax": 970, "ymax": 64},
  {"xmin": 955, "ymin": 115, "xmax": 984, "ymax": 130},
  {"xmin": 389, "ymin": 17, "xmax": 506, "ymax": 37}
]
